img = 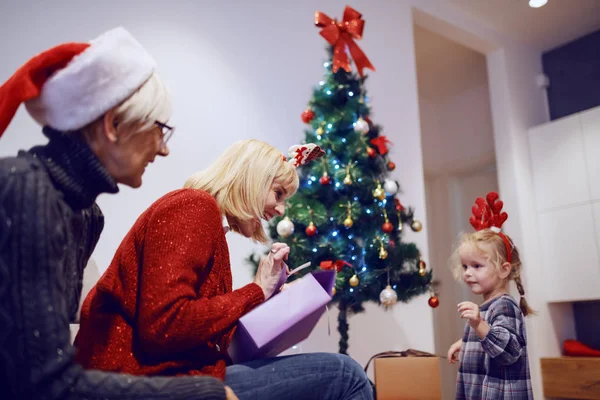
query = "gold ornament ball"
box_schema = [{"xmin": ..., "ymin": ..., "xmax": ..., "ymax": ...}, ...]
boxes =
[
  {"xmin": 331, "ymin": 287, "xmax": 336, "ymax": 296},
  {"xmin": 343, "ymin": 175, "xmax": 353, "ymax": 185},
  {"xmin": 373, "ymin": 187, "xmax": 386, "ymax": 201},
  {"xmin": 411, "ymin": 220, "xmax": 423, "ymax": 232},
  {"xmin": 379, "ymin": 285, "xmax": 398, "ymax": 306},
  {"xmin": 379, "ymin": 248, "xmax": 388, "ymax": 260},
  {"xmin": 349, "ymin": 274, "xmax": 359, "ymax": 287},
  {"xmin": 419, "ymin": 268, "xmax": 427, "ymax": 277},
  {"xmin": 316, "ymin": 126, "xmax": 324, "ymax": 135},
  {"xmin": 344, "ymin": 217, "xmax": 354, "ymax": 228}
]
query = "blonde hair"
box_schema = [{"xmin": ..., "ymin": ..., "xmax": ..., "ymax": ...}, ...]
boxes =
[
  {"xmin": 184, "ymin": 139, "xmax": 299, "ymax": 242},
  {"xmin": 450, "ymin": 229, "xmax": 535, "ymax": 317},
  {"xmin": 113, "ymin": 72, "xmax": 172, "ymax": 133}
]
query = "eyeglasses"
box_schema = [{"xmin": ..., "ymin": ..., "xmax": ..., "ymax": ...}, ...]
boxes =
[{"xmin": 155, "ymin": 121, "xmax": 175, "ymax": 144}]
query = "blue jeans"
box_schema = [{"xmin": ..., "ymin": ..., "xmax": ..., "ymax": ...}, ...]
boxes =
[{"xmin": 225, "ymin": 352, "xmax": 373, "ymax": 400}]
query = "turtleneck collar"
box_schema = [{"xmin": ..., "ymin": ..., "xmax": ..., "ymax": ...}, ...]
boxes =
[{"xmin": 25, "ymin": 127, "xmax": 119, "ymax": 209}]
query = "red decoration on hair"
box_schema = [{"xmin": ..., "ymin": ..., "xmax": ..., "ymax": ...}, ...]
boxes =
[
  {"xmin": 469, "ymin": 192, "xmax": 512, "ymax": 262},
  {"xmin": 469, "ymin": 192, "xmax": 508, "ymax": 231},
  {"xmin": 287, "ymin": 143, "xmax": 325, "ymax": 167}
]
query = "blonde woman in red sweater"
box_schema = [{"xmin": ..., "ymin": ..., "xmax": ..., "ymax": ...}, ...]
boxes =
[{"xmin": 75, "ymin": 139, "xmax": 373, "ymax": 400}]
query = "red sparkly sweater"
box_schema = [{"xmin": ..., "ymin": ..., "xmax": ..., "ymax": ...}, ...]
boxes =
[{"xmin": 74, "ymin": 189, "xmax": 265, "ymax": 380}]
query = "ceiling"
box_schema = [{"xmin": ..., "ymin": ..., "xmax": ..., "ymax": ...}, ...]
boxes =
[{"xmin": 446, "ymin": 0, "xmax": 600, "ymax": 51}]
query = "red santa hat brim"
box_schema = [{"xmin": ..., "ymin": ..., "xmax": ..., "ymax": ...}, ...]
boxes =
[{"xmin": 0, "ymin": 27, "xmax": 156, "ymax": 137}]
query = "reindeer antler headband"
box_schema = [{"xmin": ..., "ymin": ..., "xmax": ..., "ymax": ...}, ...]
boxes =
[
  {"xmin": 283, "ymin": 143, "xmax": 326, "ymax": 167},
  {"xmin": 469, "ymin": 191, "xmax": 514, "ymax": 263}
]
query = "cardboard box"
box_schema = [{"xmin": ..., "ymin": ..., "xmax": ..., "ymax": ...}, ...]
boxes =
[
  {"xmin": 229, "ymin": 269, "xmax": 335, "ymax": 363},
  {"xmin": 374, "ymin": 356, "xmax": 442, "ymax": 400}
]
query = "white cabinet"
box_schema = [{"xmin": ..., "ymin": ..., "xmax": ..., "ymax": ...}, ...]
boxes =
[{"xmin": 528, "ymin": 106, "xmax": 600, "ymax": 302}]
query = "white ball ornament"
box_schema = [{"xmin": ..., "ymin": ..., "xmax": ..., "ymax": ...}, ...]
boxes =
[
  {"xmin": 384, "ymin": 179, "xmax": 399, "ymax": 196},
  {"xmin": 276, "ymin": 217, "xmax": 295, "ymax": 238},
  {"xmin": 379, "ymin": 285, "xmax": 398, "ymax": 306},
  {"xmin": 354, "ymin": 118, "xmax": 370, "ymax": 134}
]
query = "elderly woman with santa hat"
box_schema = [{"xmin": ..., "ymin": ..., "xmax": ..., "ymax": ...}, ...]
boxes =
[{"xmin": 0, "ymin": 28, "xmax": 231, "ymax": 400}]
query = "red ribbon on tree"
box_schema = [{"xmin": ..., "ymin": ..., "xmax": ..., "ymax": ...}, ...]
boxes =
[
  {"xmin": 370, "ymin": 136, "xmax": 391, "ymax": 155},
  {"xmin": 314, "ymin": 6, "xmax": 376, "ymax": 77},
  {"xmin": 320, "ymin": 260, "xmax": 352, "ymax": 272}
]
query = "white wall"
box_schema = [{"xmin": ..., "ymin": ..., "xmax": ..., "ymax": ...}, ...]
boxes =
[
  {"xmin": 0, "ymin": 0, "xmax": 434, "ymax": 374},
  {"xmin": 411, "ymin": 2, "xmax": 551, "ymax": 398},
  {"xmin": 416, "ymin": 24, "xmax": 498, "ymax": 398}
]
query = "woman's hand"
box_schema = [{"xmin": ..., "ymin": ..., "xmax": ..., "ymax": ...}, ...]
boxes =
[
  {"xmin": 254, "ymin": 242, "xmax": 290, "ymax": 300},
  {"xmin": 447, "ymin": 339, "xmax": 462, "ymax": 364},
  {"xmin": 225, "ymin": 386, "xmax": 239, "ymax": 400}
]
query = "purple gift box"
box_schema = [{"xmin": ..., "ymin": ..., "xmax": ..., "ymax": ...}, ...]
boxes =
[{"xmin": 229, "ymin": 269, "xmax": 335, "ymax": 364}]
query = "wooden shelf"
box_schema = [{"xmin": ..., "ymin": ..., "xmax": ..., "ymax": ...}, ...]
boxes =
[{"xmin": 541, "ymin": 357, "xmax": 600, "ymax": 399}]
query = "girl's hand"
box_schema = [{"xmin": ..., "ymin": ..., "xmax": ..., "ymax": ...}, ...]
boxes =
[
  {"xmin": 225, "ymin": 386, "xmax": 239, "ymax": 400},
  {"xmin": 447, "ymin": 339, "xmax": 462, "ymax": 364},
  {"xmin": 458, "ymin": 301, "xmax": 481, "ymax": 328}
]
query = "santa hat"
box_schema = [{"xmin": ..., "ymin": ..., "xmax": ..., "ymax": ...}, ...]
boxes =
[{"xmin": 0, "ymin": 27, "xmax": 156, "ymax": 137}]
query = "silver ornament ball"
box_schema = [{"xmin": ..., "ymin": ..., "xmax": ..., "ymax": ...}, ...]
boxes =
[
  {"xmin": 354, "ymin": 118, "xmax": 370, "ymax": 134},
  {"xmin": 379, "ymin": 285, "xmax": 398, "ymax": 306},
  {"xmin": 384, "ymin": 179, "xmax": 399, "ymax": 196},
  {"xmin": 276, "ymin": 217, "xmax": 295, "ymax": 238}
]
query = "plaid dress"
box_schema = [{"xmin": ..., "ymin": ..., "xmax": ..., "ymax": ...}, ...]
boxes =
[{"xmin": 456, "ymin": 294, "xmax": 534, "ymax": 399}]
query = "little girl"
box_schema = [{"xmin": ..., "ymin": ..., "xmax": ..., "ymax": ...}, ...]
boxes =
[{"xmin": 447, "ymin": 192, "xmax": 534, "ymax": 400}]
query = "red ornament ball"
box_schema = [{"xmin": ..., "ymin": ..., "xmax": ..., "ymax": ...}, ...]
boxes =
[
  {"xmin": 319, "ymin": 175, "xmax": 331, "ymax": 185},
  {"xmin": 301, "ymin": 109, "xmax": 315, "ymax": 123},
  {"xmin": 387, "ymin": 161, "xmax": 396, "ymax": 171},
  {"xmin": 382, "ymin": 222, "xmax": 394, "ymax": 233},
  {"xmin": 428, "ymin": 296, "xmax": 440, "ymax": 308},
  {"xmin": 305, "ymin": 223, "xmax": 317, "ymax": 237},
  {"xmin": 367, "ymin": 147, "xmax": 377, "ymax": 158}
]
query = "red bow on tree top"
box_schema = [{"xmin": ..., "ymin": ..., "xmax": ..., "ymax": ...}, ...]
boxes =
[
  {"xmin": 469, "ymin": 192, "xmax": 512, "ymax": 262},
  {"xmin": 314, "ymin": 6, "xmax": 376, "ymax": 77}
]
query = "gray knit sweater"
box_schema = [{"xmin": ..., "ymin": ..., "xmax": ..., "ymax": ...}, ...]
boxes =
[{"xmin": 0, "ymin": 128, "xmax": 226, "ymax": 400}]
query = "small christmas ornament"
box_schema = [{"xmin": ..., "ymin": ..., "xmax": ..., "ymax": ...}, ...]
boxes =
[
  {"xmin": 301, "ymin": 109, "xmax": 315, "ymax": 123},
  {"xmin": 349, "ymin": 274, "xmax": 359, "ymax": 287},
  {"xmin": 276, "ymin": 216, "xmax": 295, "ymax": 238},
  {"xmin": 305, "ymin": 222, "xmax": 317, "ymax": 237},
  {"xmin": 379, "ymin": 247, "xmax": 388, "ymax": 260},
  {"xmin": 331, "ymin": 287, "xmax": 336, "ymax": 296},
  {"xmin": 397, "ymin": 222, "xmax": 403, "ymax": 233},
  {"xmin": 343, "ymin": 201, "xmax": 354, "ymax": 228},
  {"xmin": 379, "ymin": 285, "xmax": 398, "ymax": 306},
  {"xmin": 428, "ymin": 295, "xmax": 440, "ymax": 308},
  {"xmin": 343, "ymin": 174, "xmax": 353, "ymax": 185},
  {"xmin": 395, "ymin": 199, "xmax": 404, "ymax": 212},
  {"xmin": 382, "ymin": 221, "xmax": 393, "ymax": 233},
  {"xmin": 373, "ymin": 182, "xmax": 386, "ymax": 201},
  {"xmin": 419, "ymin": 267, "xmax": 427, "ymax": 277},
  {"xmin": 384, "ymin": 179, "xmax": 399, "ymax": 196},
  {"xmin": 387, "ymin": 161, "xmax": 396, "ymax": 171},
  {"xmin": 366, "ymin": 147, "xmax": 376, "ymax": 158},
  {"xmin": 319, "ymin": 172, "xmax": 331, "ymax": 185},
  {"xmin": 411, "ymin": 220, "xmax": 422, "ymax": 232},
  {"xmin": 354, "ymin": 117, "xmax": 370, "ymax": 134},
  {"xmin": 419, "ymin": 260, "xmax": 426, "ymax": 270},
  {"xmin": 315, "ymin": 126, "xmax": 324, "ymax": 135},
  {"xmin": 382, "ymin": 209, "xmax": 393, "ymax": 233}
]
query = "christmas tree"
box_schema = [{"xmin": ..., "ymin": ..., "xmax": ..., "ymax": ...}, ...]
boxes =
[{"xmin": 248, "ymin": 6, "xmax": 437, "ymax": 354}]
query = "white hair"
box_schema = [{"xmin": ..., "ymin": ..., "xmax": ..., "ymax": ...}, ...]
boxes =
[{"xmin": 113, "ymin": 71, "xmax": 172, "ymax": 132}]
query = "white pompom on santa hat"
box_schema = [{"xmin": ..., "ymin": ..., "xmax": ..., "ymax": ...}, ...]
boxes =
[{"xmin": 0, "ymin": 27, "xmax": 156, "ymax": 137}]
